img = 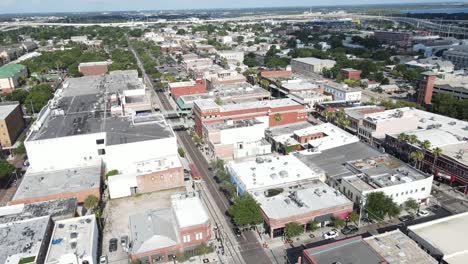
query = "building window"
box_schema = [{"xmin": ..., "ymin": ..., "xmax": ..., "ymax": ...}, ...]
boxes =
[
  {"xmin": 96, "ymin": 139, "xmax": 104, "ymax": 145},
  {"xmin": 98, "ymin": 149, "xmax": 106, "ymax": 155},
  {"xmin": 183, "ymin": 235, "xmax": 191, "ymax": 243},
  {"xmin": 195, "ymin": 232, "xmax": 203, "ymax": 240},
  {"xmin": 421, "ymin": 187, "xmax": 426, "ymax": 191}
]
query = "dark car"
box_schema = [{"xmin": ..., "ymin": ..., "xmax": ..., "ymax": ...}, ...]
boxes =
[
  {"xmin": 234, "ymin": 227, "xmax": 242, "ymax": 237},
  {"xmin": 341, "ymin": 225, "xmax": 359, "ymax": 235},
  {"xmin": 399, "ymin": 215, "xmax": 415, "ymax": 222},
  {"xmin": 109, "ymin": 238, "xmax": 118, "ymax": 252}
]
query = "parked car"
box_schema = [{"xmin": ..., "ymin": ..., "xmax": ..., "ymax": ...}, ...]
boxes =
[
  {"xmin": 120, "ymin": 236, "xmax": 128, "ymax": 250},
  {"xmin": 341, "ymin": 225, "xmax": 358, "ymax": 235},
  {"xmin": 417, "ymin": 210, "xmax": 430, "ymax": 217},
  {"xmin": 323, "ymin": 230, "xmax": 339, "ymax": 239},
  {"xmin": 399, "ymin": 215, "xmax": 415, "ymax": 222},
  {"xmin": 234, "ymin": 227, "xmax": 242, "ymax": 237},
  {"xmin": 99, "ymin": 256, "xmax": 108, "ymax": 264},
  {"xmin": 109, "ymin": 238, "xmax": 118, "ymax": 252}
]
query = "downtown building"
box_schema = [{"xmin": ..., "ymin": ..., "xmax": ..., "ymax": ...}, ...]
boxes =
[
  {"xmin": 227, "ymin": 155, "xmax": 353, "ymax": 238},
  {"xmin": 129, "ymin": 192, "xmax": 211, "ymax": 263},
  {"xmin": 22, "ymin": 70, "xmax": 183, "ymax": 201},
  {"xmin": 193, "ymin": 98, "xmax": 308, "ymax": 137}
]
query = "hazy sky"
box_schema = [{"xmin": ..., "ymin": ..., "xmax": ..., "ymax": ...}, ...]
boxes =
[{"xmin": 0, "ymin": 0, "xmax": 463, "ymax": 14}]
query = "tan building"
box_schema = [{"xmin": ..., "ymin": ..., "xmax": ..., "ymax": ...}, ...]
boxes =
[{"xmin": 0, "ymin": 102, "xmax": 25, "ymax": 148}]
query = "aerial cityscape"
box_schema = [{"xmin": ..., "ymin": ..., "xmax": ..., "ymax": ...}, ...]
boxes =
[{"xmin": 0, "ymin": 1, "xmax": 468, "ymax": 264}]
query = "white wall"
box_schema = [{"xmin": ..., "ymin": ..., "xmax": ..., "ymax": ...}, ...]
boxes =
[
  {"xmin": 340, "ymin": 175, "xmax": 433, "ymax": 205},
  {"xmin": 25, "ymin": 133, "xmax": 106, "ymax": 171},
  {"xmin": 219, "ymin": 122, "xmax": 267, "ymax": 145}
]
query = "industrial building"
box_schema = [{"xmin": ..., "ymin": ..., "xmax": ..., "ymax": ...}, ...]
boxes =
[{"xmin": 291, "ymin": 57, "xmax": 336, "ymax": 76}]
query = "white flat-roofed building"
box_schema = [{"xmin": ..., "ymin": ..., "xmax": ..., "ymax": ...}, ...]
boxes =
[
  {"xmin": 288, "ymin": 91, "xmax": 332, "ymax": 109},
  {"xmin": 218, "ymin": 50, "xmax": 244, "ymax": 64},
  {"xmin": 323, "ymin": 81, "xmax": 361, "ymax": 102},
  {"xmin": 271, "ymin": 123, "xmax": 358, "ymax": 154},
  {"xmin": 0, "ymin": 216, "xmax": 52, "ymax": 264},
  {"xmin": 203, "ymin": 118, "xmax": 271, "ymax": 160},
  {"xmin": 45, "ymin": 215, "xmax": 98, "ymax": 264},
  {"xmin": 407, "ymin": 212, "xmax": 468, "ymax": 264},
  {"xmin": 254, "ymin": 180, "xmax": 353, "ymax": 237},
  {"xmin": 291, "ymin": 57, "xmax": 336, "ymax": 76},
  {"xmin": 339, "ymin": 155, "xmax": 433, "ymax": 205},
  {"xmin": 227, "ymin": 155, "xmax": 326, "ymax": 194}
]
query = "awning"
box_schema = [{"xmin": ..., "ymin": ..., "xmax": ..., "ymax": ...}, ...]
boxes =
[{"xmin": 315, "ymin": 213, "xmax": 334, "ymax": 223}]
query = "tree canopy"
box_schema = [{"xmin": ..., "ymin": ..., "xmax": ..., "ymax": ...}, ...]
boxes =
[
  {"xmin": 0, "ymin": 160, "xmax": 15, "ymax": 179},
  {"xmin": 365, "ymin": 192, "xmax": 400, "ymax": 221},
  {"xmin": 228, "ymin": 194, "xmax": 263, "ymax": 226},
  {"xmin": 285, "ymin": 222, "xmax": 304, "ymax": 238},
  {"xmin": 24, "ymin": 83, "xmax": 53, "ymax": 114}
]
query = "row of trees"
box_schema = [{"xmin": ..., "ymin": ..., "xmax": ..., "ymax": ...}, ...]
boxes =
[
  {"xmin": 430, "ymin": 93, "xmax": 468, "ymax": 121},
  {"xmin": 1, "ymin": 83, "xmax": 54, "ymax": 114}
]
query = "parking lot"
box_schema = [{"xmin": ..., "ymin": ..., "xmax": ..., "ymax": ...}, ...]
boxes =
[{"xmin": 101, "ymin": 187, "xmax": 185, "ymax": 263}]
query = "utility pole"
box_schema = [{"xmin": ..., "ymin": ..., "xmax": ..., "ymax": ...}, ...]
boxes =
[{"xmin": 358, "ymin": 195, "xmax": 367, "ymax": 227}]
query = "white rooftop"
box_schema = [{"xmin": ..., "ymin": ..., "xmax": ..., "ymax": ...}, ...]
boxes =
[
  {"xmin": 168, "ymin": 80, "xmax": 198, "ymax": 88},
  {"xmin": 221, "ymin": 98, "xmax": 300, "ymax": 112},
  {"xmin": 227, "ymin": 155, "xmax": 325, "ymax": 192},
  {"xmin": 45, "ymin": 215, "xmax": 97, "ymax": 264},
  {"xmin": 254, "ymin": 181, "xmax": 352, "ymax": 220},
  {"xmin": 408, "ymin": 212, "xmax": 468, "ymax": 264},
  {"xmin": 171, "ymin": 193, "xmax": 210, "ymax": 228},
  {"xmin": 293, "ymin": 57, "xmax": 336, "ymax": 65},
  {"xmin": 295, "ymin": 123, "xmax": 359, "ymax": 151}
]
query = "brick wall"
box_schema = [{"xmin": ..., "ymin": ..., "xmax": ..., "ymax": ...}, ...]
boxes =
[
  {"xmin": 0, "ymin": 104, "xmax": 25, "ymax": 147},
  {"xmin": 136, "ymin": 167, "xmax": 184, "ymax": 193},
  {"xmin": 170, "ymin": 79, "xmax": 207, "ymax": 99},
  {"xmin": 78, "ymin": 64, "xmax": 108, "ymax": 76}
]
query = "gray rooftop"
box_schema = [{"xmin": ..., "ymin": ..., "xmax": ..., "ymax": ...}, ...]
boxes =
[
  {"xmin": 297, "ymin": 142, "xmax": 382, "ymax": 178},
  {"xmin": 129, "ymin": 208, "xmax": 180, "ymax": 255},
  {"xmin": 303, "ymin": 236, "xmax": 385, "ymax": 264},
  {"xmin": 0, "ymin": 216, "xmax": 51, "ymax": 264},
  {"xmin": 27, "ymin": 70, "xmax": 174, "ymax": 143},
  {"xmin": 0, "ymin": 102, "xmax": 19, "ymax": 120},
  {"xmin": 12, "ymin": 165, "xmax": 101, "ymax": 202},
  {"xmin": 0, "ymin": 198, "xmax": 77, "ymax": 224}
]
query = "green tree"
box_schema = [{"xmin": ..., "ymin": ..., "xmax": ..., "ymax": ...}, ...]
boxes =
[
  {"xmin": 12, "ymin": 141, "xmax": 26, "ymax": 156},
  {"xmin": 365, "ymin": 192, "xmax": 401, "ymax": 221},
  {"xmin": 410, "ymin": 151, "xmax": 425, "ymax": 170},
  {"xmin": 0, "ymin": 160, "xmax": 15, "ymax": 179},
  {"xmin": 83, "ymin": 195, "xmax": 99, "ymax": 211},
  {"xmin": 408, "ymin": 134, "xmax": 419, "ymax": 145},
  {"xmin": 307, "ymin": 221, "xmax": 319, "ymax": 232},
  {"xmin": 178, "ymin": 147, "xmax": 185, "ymax": 158},
  {"xmin": 259, "ymin": 79, "xmax": 270, "ymax": 89},
  {"xmin": 331, "ymin": 217, "xmax": 346, "ymax": 228},
  {"xmin": 105, "ymin": 169, "xmax": 119, "ymax": 179},
  {"xmin": 348, "ymin": 211, "xmax": 359, "ymax": 224},
  {"xmin": 404, "ymin": 198, "xmax": 419, "ymax": 213},
  {"xmin": 220, "ymin": 181, "xmax": 237, "ymax": 199},
  {"xmin": 398, "ymin": 132, "xmax": 409, "ymax": 142},
  {"xmin": 285, "ymin": 222, "xmax": 304, "ymax": 238},
  {"xmin": 5, "ymin": 89, "xmax": 29, "ymax": 104},
  {"xmin": 432, "ymin": 147, "xmax": 443, "ymax": 173},
  {"xmin": 194, "ymin": 243, "xmax": 215, "ymax": 256},
  {"xmin": 420, "ymin": 140, "xmax": 431, "ymax": 150},
  {"xmin": 24, "ymin": 83, "xmax": 53, "ymax": 114},
  {"xmin": 228, "ymin": 194, "xmax": 263, "ymax": 226}
]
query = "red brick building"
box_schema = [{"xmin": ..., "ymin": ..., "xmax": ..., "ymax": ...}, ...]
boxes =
[
  {"xmin": 129, "ymin": 192, "xmax": 211, "ymax": 263},
  {"xmin": 169, "ymin": 79, "xmax": 206, "ymax": 99},
  {"xmin": 78, "ymin": 62, "xmax": 109, "ymax": 76},
  {"xmin": 340, "ymin": 68, "xmax": 362, "ymax": 80},
  {"xmin": 417, "ymin": 72, "xmax": 437, "ymax": 105},
  {"xmin": 260, "ymin": 70, "xmax": 292, "ymax": 78},
  {"xmin": 193, "ymin": 98, "xmax": 308, "ymax": 137}
]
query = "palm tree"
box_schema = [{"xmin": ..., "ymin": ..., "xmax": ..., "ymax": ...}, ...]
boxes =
[
  {"xmin": 410, "ymin": 151, "xmax": 424, "ymax": 170},
  {"xmin": 420, "ymin": 140, "xmax": 431, "ymax": 150},
  {"xmin": 397, "ymin": 132, "xmax": 409, "ymax": 141},
  {"xmin": 259, "ymin": 79, "xmax": 270, "ymax": 89},
  {"xmin": 408, "ymin": 135, "xmax": 419, "ymax": 145},
  {"xmin": 431, "ymin": 147, "xmax": 443, "ymax": 174},
  {"xmin": 84, "ymin": 195, "xmax": 100, "ymax": 212}
]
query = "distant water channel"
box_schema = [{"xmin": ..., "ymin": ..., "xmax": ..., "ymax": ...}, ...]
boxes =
[{"xmin": 403, "ymin": 7, "xmax": 468, "ymax": 14}]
